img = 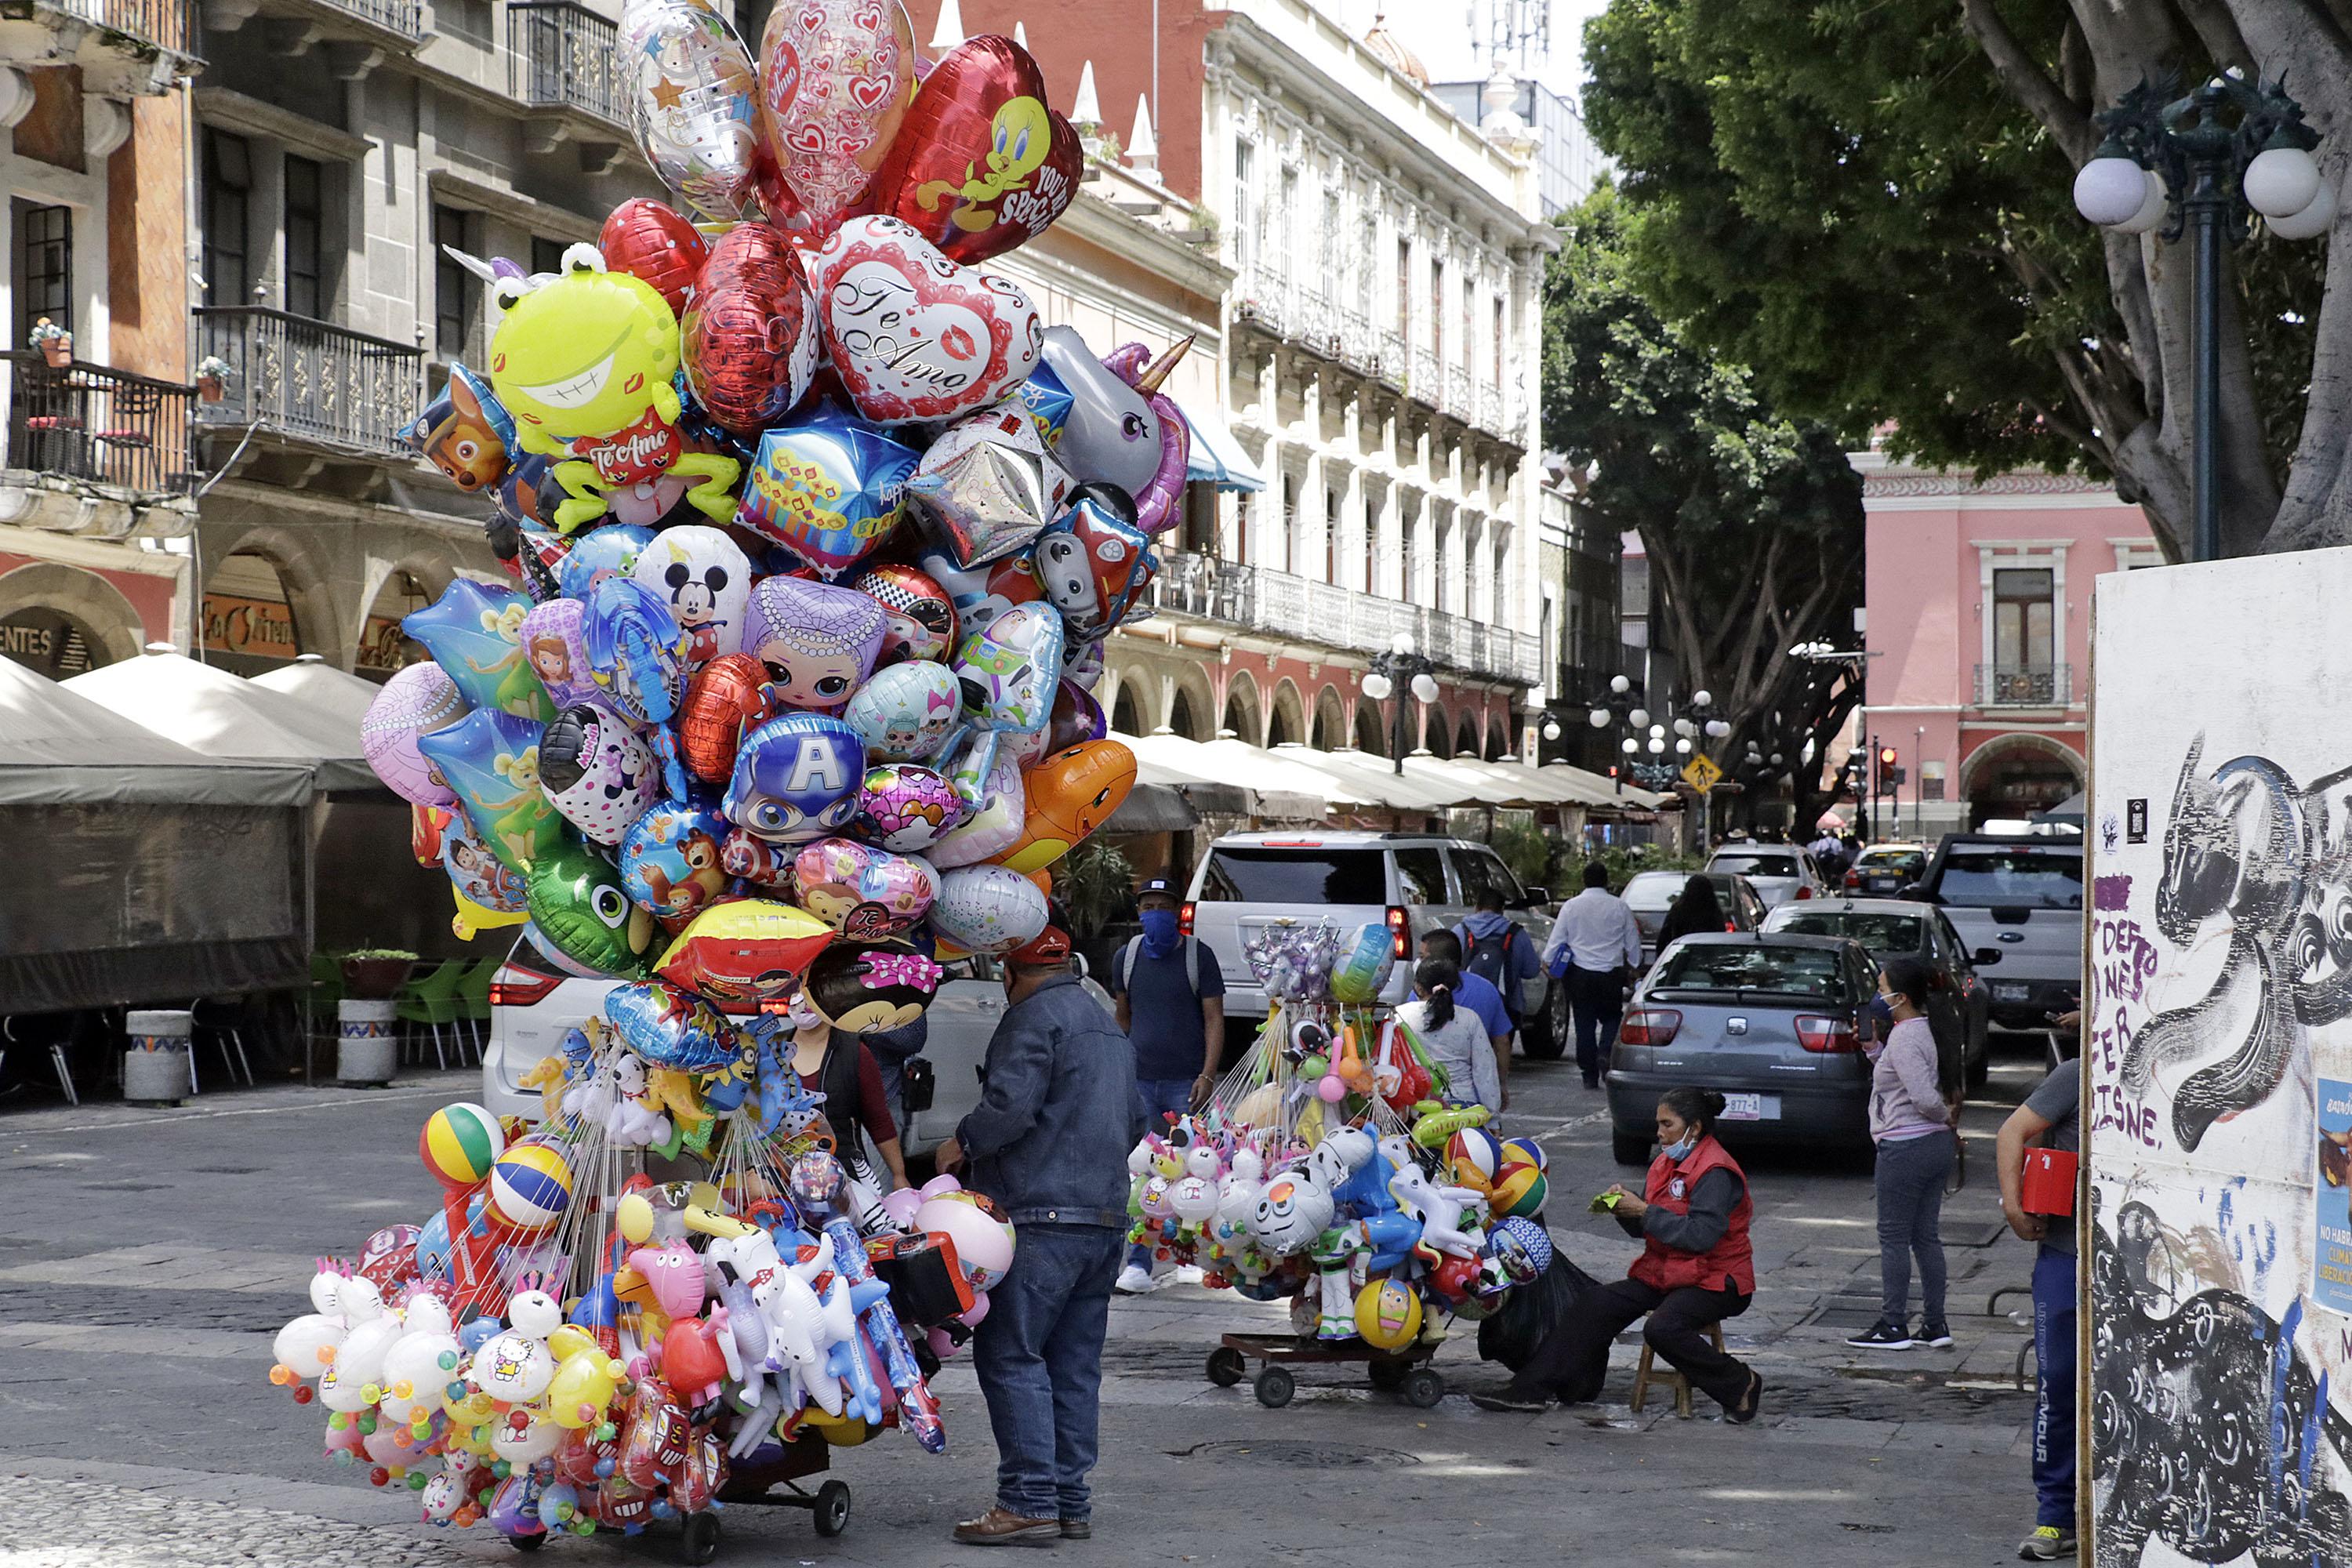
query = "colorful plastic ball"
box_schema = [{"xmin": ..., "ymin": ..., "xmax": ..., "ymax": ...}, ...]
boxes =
[
  {"xmin": 913, "ymin": 1195, "xmax": 1017, "ymax": 1290},
  {"xmin": 1501, "ymin": 1135, "xmax": 1548, "ymax": 1174},
  {"xmin": 1317, "ymin": 1073, "xmax": 1346, "ymax": 1104},
  {"xmin": 487, "ymin": 1142, "xmax": 574, "ymax": 1232},
  {"xmin": 1446, "ymin": 1127, "xmax": 1504, "ymax": 1193},
  {"xmin": 1329, "ymin": 922, "xmax": 1397, "ymax": 1005},
  {"xmin": 1489, "ymin": 1162, "xmax": 1548, "ymax": 1219},
  {"xmin": 420, "ymin": 1102, "xmax": 505, "ymax": 1189},
  {"xmin": 1353, "ymin": 1276, "xmax": 1423, "ymax": 1351}
]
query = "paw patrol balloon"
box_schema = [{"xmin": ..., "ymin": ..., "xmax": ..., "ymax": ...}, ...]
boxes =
[
  {"xmin": 539, "ymin": 702, "xmax": 661, "ymax": 846},
  {"xmin": 855, "ymin": 763, "xmax": 967, "ymax": 852},
  {"xmin": 619, "ymin": 798, "xmax": 731, "ymax": 920},
  {"xmin": 525, "ymin": 840, "xmax": 660, "ymax": 980},
  {"xmin": 951, "ymin": 601, "xmax": 1063, "ymax": 733},
  {"xmin": 851, "ymin": 562, "xmax": 957, "ymax": 665},
  {"xmin": 723, "ymin": 712, "xmax": 866, "ymax": 843},
  {"xmin": 793, "ymin": 837, "xmax": 940, "ymax": 938},
  {"xmin": 843, "ymin": 659, "xmax": 961, "ymax": 763},
  {"xmin": 630, "ymin": 524, "xmax": 750, "ymax": 666},
  {"xmin": 403, "ymin": 575, "xmax": 553, "ymax": 721},
  {"xmin": 1029, "ymin": 486, "xmax": 1156, "ymax": 637},
  {"xmin": 404, "ymin": 363, "xmax": 514, "ymax": 493},
  {"xmin": 417, "ymin": 707, "xmax": 565, "ymax": 874},
  {"xmin": 744, "ymin": 575, "xmax": 887, "ymax": 711}
]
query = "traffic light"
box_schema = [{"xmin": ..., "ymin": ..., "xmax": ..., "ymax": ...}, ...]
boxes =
[{"xmin": 1876, "ymin": 745, "xmax": 1904, "ymax": 794}]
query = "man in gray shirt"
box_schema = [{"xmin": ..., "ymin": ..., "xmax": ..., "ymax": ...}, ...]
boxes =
[{"xmin": 1998, "ymin": 1062, "xmax": 2079, "ymax": 1561}]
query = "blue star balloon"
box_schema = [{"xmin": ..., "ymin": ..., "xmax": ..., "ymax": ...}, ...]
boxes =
[
  {"xmin": 415, "ymin": 706, "xmax": 564, "ymax": 875},
  {"xmin": 401, "ymin": 575, "xmax": 552, "ymax": 720},
  {"xmin": 735, "ymin": 402, "xmax": 920, "ymax": 579}
]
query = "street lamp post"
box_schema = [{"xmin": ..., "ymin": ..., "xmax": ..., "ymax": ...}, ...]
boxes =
[
  {"xmin": 2072, "ymin": 73, "xmax": 2328, "ymax": 562},
  {"xmin": 1360, "ymin": 633, "xmax": 1440, "ymax": 777}
]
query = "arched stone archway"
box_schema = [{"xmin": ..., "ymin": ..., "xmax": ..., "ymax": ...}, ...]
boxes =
[
  {"xmin": 0, "ymin": 561, "xmax": 147, "ymax": 673},
  {"xmin": 1167, "ymin": 662, "xmax": 1216, "ymax": 740},
  {"xmin": 1958, "ymin": 733, "xmax": 2085, "ymax": 826},
  {"xmin": 200, "ymin": 521, "xmax": 343, "ymax": 670},
  {"xmin": 1110, "ymin": 681, "xmax": 1144, "ymax": 739},
  {"xmin": 1222, "ymin": 670, "xmax": 1262, "ymax": 745},
  {"xmin": 1456, "ymin": 713, "xmax": 1480, "ymax": 760},
  {"xmin": 1169, "ymin": 687, "xmax": 1203, "ymax": 741},
  {"xmin": 1311, "ymin": 684, "xmax": 1348, "ymax": 751},
  {"xmin": 1267, "ymin": 677, "xmax": 1307, "ymax": 748},
  {"xmin": 1484, "ymin": 708, "xmax": 1512, "ymax": 761},
  {"xmin": 1425, "ymin": 703, "xmax": 1451, "ymax": 758},
  {"xmin": 357, "ymin": 568, "xmax": 437, "ymax": 677},
  {"xmin": 1355, "ymin": 695, "xmax": 1387, "ymax": 756}
]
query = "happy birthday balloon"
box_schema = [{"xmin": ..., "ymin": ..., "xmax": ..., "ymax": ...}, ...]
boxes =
[
  {"xmin": 736, "ymin": 405, "xmax": 920, "ymax": 579},
  {"xmin": 361, "ymin": 661, "xmax": 467, "ymax": 806},
  {"xmin": 630, "ymin": 525, "xmax": 750, "ymax": 667},
  {"xmin": 953, "ymin": 601, "xmax": 1063, "ymax": 733},
  {"xmin": 906, "ymin": 404, "xmax": 1072, "ymax": 566},
  {"xmin": 618, "ymin": 798, "xmax": 731, "ymax": 920},
  {"xmin": 682, "ymin": 221, "xmax": 819, "ymax": 436},
  {"xmin": 843, "ymin": 659, "xmax": 961, "ymax": 763},
  {"xmin": 929, "ymin": 863, "xmax": 1048, "ymax": 954},
  {"xmin": 539, "ymin": 702, "xmax": 660, "ymax": 845},
  {"xmin": 856, "ymin": 762, "xmax": 966, "ymax": 852},
  {"xmin": 525, "ymin": 840, "xmax": 660, "ymax": 980},
  {"xmin": 724, "ymin": 710, "xmax": 867, "ymax": 843},
  {"xmin": 807, "ymin": 215, "xmax": 1044, "ymax": 426},
  {"xmin": 851, "ymin": 562, "xmax": 957, "ymax": 665},
  {"xmin": 618, "ymin": 0, "xmax": 766, "ymax": 224},
  {"xmin": 793, "ymin": 837, "xmax": 940, "ymax": 939},
  {"xmin": 744, "ymin": 575, "xmax": 887, "ymax": 710},
  {"xmin": 755, "ymin": 0, "xmax": 915, "ymax": 233},
  {"xmin": 866, "ymin": 34, "xmax": 1080, "ymax": 265},
  {"xmin": 417, "ymin": 707, "xmax": 564, "ymax": 874},
  {"xmin": 599, "ymin": 198, "xmax": 710, "ymax": 315},
  {"xmin": 403, "ymin": 576, "xmax": 552, "ymax": 721}
]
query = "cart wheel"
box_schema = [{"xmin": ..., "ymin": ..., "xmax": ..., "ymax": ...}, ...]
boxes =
[
  {"xmin": 1400, "ymin": 1367, "xmax": 1444, "ymax": 1409},
  {"xmin": 1367, "ymin": 1359, "xmax": 1408, "ymax": 1392},
  {"xmin": 509, "ymin": 1536, "xmax": 546, "ymax": 1554},
  {"xmin": 1206, "ymin": 1345, "xmax": 1247, "ymax": 1388},
  {"xmin": 1254, "ymin": 1364, "xmax": 1295, "ymax": 1408},
  {"xmin": 681, "ymin": 1510, "xmax": 720, "ymax": 1566},
  {"xmin": 814, "ymin": 1480, "xmax": 851, "ymax": 1538}
]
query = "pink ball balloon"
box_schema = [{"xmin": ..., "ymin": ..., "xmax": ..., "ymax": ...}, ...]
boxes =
[
  {"xmin": 1317, "ymin": 1073, "xmax": 1347, "ymax": 1104},
  {"xmin": 880, "ymin": 1188, "xmax": 924, "ymax": 1229},
  {"xmin": 920, "ymin": 1174, "xmax": 964, "ymax": 1200}
]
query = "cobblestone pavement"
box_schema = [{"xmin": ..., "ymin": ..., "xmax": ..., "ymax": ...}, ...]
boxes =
[{"xmin": 0, "ymin": 1042, "xmax": 2063, "ymax": 1564}]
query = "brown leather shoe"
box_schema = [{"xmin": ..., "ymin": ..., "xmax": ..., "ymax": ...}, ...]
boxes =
[
  {"xmin": 952, "ymin": 1505, "xmax": 1062, "ymax": 1546},
  {"xmin": 1060, "ymin": 1519, "xmax": 1091, "ymax": 1540}
]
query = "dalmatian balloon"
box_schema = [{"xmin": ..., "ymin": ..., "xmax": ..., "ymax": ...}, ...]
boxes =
[{"xmin": 630, "ymin": 524, "xmax": 750, "ymax": 667}]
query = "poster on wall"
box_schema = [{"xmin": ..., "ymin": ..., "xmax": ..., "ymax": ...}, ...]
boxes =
[{"xmin": 2089, "ymin": 549, "xmax": 2352, "ymax": 1564}]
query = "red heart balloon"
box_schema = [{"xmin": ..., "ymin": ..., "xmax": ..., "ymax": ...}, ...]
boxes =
[
  {"xmin": 681, "ymin": 221, "xmax": 820, "ymax": 434},
  {"xmin": 806, "ymin": 214, "xmax": 1042, "ymax": 425},
  {"xmin": 756, "ymin": 0, "xmax": 916, "ymax": 233},
  {"xmin": 599, "ymin": 199, "xmax": 710, "ymax": 316},
  {"xmin": 866, "ymin": 34, "xmax": 1080, "ymax": 265}
]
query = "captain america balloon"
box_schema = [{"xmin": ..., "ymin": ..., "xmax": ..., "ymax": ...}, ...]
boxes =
[{"xmin": 722, "ymin": 712, "xmax": 867, "ymax": 844}]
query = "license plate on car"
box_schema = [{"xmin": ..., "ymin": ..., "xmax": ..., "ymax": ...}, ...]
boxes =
[
  {"xmin": 1721, "ymin": 1092, "xmax": 1780, "ymax": 1121},
  {"xmin": 1992, "ymin": 982, "xmax": 2028, "ymax": 1001}
]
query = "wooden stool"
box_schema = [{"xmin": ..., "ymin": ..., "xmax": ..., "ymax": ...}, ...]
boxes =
[{"xmin": 1629, "ymin": 1323, "xmax": 1728, "ymax": 1417}]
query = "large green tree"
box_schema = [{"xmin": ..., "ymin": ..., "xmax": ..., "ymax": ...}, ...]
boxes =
[
  {"xmin": 1581, "ymin": 0, "xmax": 2335, "ymax": 560},
  {"xmin": 1545, "ymin": 191, "xmax": 1865, "ymax": 829}
]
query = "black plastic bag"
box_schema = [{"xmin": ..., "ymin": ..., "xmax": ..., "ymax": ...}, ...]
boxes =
[{"xmin": 1477, "ymin": 1252, "xmax": 1606, "ymax": 1371}]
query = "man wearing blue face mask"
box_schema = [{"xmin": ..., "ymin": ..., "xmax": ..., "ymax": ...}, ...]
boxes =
[{"xmin": 1110, "ymin": 874, "xmax": 1226, "ymax": 1294}]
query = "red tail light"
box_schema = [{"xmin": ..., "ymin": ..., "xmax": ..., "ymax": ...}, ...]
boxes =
[
  {"xmin": 1795, "ymin": 1014, "xmax": 1861, "ymax": 1053},
  {"xmin": 1795, "ymin": 885, "xmax": 1813, "ymax": 899},
  {"xmin": 1844, "ymin": 869, "xmax": 1862, "ymax": 888},
  {"xmin": 1722, "ymin": 920, "xmax": 1737, "ymax": 932},
  {"xmin": 488, "ymin": 968, "xmax": 563, "ymax": 1009},
  {"xmin": 1619, "ymin": 1007, "xmax": 1681, "ymax": 1047},
  {"xmin": 1178, "ymin": 900, "xmax": 1196, "ymax": 937},
  {"xmin": 1385, "ymin": 904, "xmax": 1410, "ymax": 959}
]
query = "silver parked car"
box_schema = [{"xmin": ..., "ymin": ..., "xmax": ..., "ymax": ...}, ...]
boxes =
[
  {"xmin": 1606, "ymin": 931, "xmax": 1880, "ymax": 1165},
  {"xmin": 1762, "ymin": 896, "xmax": 1996, "ymax": 1088},
  {"xmin": 1704, "ymin": 845, "xmax": 1828, "ymax": 910},
  {"xmin": 1621, "ymin": 869, "xmax": 1769, "ymax": 963}
]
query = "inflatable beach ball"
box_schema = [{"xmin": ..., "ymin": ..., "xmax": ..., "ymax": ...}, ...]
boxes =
[
  {"xmin": 420, "ymin": 1102, "xmax": 505, "ymax": 1188},
  {"xmin": 488, "ymin": 1143, "xmax": 574, "ymax": 1232}
]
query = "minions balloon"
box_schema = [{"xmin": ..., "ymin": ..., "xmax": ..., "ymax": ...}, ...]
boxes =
[{"xmin": 485, "ymin": 243, "xmax": 740, "ymax": 534}]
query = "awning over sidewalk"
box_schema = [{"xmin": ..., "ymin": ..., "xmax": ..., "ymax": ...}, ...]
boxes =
[
  {"xmin": 1177, "ymin": 397, "xmax": 1267, "ymax": 492},
  {"xmin": 0, "ymin": 656, "xmax": 312, "ymax": 808},
  {"xmin": 66, "ymin": 649, "xmax": 384, "ymax": 793}
]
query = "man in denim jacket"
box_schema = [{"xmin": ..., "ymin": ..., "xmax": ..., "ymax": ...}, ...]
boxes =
[{"xmin": 936, "ymin": 908, "xmax": 1142, "ymax": 1546}]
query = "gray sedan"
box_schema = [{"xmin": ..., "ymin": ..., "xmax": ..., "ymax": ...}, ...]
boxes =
[
  {"xmin": 1606, "ymin": 932, "xmax": 1881, "ymax": 1165},
  {"xmin": 1761, "ymin": 896, "xmax": 1996, "ymax": 1088}
]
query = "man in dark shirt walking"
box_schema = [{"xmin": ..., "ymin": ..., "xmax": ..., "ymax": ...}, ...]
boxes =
[{"xmin": 1109, "ymin": 873, "xmax": 1225, "ymax": 1293}]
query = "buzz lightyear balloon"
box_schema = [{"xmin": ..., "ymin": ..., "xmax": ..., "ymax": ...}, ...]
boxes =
[{"xmin": 952, "ymin": 601, "xmax": 1062, "ymax": 734}]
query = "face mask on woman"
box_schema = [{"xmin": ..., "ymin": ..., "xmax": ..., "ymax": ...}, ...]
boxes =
[{"xmin": 1661, "ymin": 1131, "xmax": 1698, "ymax": 1161}]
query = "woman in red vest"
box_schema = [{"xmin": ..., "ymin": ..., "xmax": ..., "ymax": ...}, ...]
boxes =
[{"xmin": 1472, "ymin": 1087, "xmax": 1764, "ymax": 1419}]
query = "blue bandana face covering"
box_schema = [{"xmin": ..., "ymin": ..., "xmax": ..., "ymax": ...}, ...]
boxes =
[{"xmin": 1139, "ymin": 908, "xmax": 1180, "ymax": 958}]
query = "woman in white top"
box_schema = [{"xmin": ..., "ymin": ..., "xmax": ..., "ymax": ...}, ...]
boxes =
[
  {"xmin": 1848, "ymin": 956, "xmax": 1959, "ymax": 1352},
  {"xmin": 1395, "ymin": 958, "xmax": 1504, "ymax": 1112}
]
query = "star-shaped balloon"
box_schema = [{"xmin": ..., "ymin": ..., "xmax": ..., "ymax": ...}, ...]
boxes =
[
  {"xmin": 738, "ymin": 402, "xmax": 921, "ymax": 579},
  {"xmin": 906, "ymin": 405, "xmax": 1074, "ymax": 568},
  {"xmin": 401, "ymin": 575, "xmax": 553, "ymax": 721}
]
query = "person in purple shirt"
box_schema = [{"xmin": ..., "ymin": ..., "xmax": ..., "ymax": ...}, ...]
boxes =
[{"xmin": 1418, "ymin": 929, "xmax": 1512, "ymax": 1108}]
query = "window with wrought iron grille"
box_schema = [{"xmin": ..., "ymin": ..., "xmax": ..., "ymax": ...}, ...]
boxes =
[{"xmin": 201, "ymin": 131, "xmax": 251, "ymax": 307}]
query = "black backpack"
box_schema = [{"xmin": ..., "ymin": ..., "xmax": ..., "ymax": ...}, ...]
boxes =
[{"xmin": 1462, "ymin": 924, "xmax": 1519, "ymax": 990}]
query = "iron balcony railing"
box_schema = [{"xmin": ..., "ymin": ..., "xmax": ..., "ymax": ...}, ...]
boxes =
[
  {"xmin": 1975, "ymin": 662, "xmax": 2073, "ymax": 706},
  {"xmin": 311, "ymin": 0, "xmax": 425, "ymax": 36},
  {"xmin": 64, "ymin": 0, "xmax": 197, "ymax": 54},
  {"xmin": 1146, "ymin": 549, "xmax": 1542, "ymax": 686},
  {"xmin": 5, "ymin": 351, "xmax": 196, "ymax": 495},
  {"xmin": 510, "ymin": 1, "xmax": 626, "ymax": 125},
  {"xmin": 193, "ymin": 307, "xmax": 423, "ymax": 457}
]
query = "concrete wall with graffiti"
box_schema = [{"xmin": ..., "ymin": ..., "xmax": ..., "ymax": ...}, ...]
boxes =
[{"xmin": 2088, "ymin": 552, "xmax": 2352, "ymax": 1565}]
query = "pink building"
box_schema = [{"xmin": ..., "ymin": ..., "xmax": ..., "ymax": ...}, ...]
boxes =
[{"xmin": 1856, "ymin": 451, "xmax": 2161, "ymax": 839}]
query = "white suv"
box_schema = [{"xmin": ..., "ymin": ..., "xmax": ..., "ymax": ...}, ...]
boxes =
[{"xmin": 1180, "ymin": 831, "xmax": 1565, "ymax": 1057}]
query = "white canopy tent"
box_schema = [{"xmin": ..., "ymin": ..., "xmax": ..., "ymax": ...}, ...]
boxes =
[
  {"xmin": 66, "ymin": 648, "xmax": 382, "ymax": 793},
  {"xmin": 250, "ymin": 655, "xmax": 386, "ymax": 728}
]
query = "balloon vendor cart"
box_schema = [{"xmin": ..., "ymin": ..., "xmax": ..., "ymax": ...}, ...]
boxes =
[{"xmin": 1124, "ymin": 920, "xmax": 1558, "ymax": 1409}]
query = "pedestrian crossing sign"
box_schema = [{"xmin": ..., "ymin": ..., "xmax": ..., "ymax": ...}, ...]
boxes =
[{"xmin": 1682, "ymin": 753, "xmax": 1723, "ymax": 793}]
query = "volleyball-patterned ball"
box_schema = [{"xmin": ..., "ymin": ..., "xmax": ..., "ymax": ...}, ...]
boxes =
[{"xmin": 487, "ymin": 1142, "xmax": 573, "ymax": 1232}]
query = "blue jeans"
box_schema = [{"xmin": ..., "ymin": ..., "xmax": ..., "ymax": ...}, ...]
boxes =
[
  {"xmin": 971, "ymin": 1222, "xmax": 1124, "ymax": 1522},
  {"xmin": 1873, "ymin": 1130, "xmax": 1953, "ymax": 1327},
  {"xmin": 1127, "ymin": 1077, "xmax": 1194, "ymax": 1269},
  {"xmin": 2032, "ymin": 1243, "xmax": 2078, "ymax": 1529}
]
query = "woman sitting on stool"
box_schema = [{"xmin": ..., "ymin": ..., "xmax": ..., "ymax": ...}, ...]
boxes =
[{"xmin": 1472, "ymin": 1087, "xmax": 1764, "ymax": 1421}]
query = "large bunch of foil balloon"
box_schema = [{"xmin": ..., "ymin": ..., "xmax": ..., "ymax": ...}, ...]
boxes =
[
  {"xmin": 1123, "ymin": 923, "xmax": 1554, "ymax": 1353},
  {"xmin": 301, "ymin": 0, "xmax": 1187, "ymax": 1544}
]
